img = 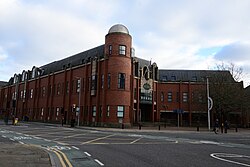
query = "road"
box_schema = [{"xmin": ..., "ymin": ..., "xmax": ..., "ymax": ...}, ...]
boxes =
[{"xmin": 0, "ymin": 122, "xmax": 249, "ymax": 167}]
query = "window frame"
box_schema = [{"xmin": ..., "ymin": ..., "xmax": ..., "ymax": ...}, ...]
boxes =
[
  {"xmin": 117, "ymin": 105, "xmax": 124, "ymax": 118},
  {"xmin": 119, "ymin": 45, "xmax": 126, "ymax": 55}
]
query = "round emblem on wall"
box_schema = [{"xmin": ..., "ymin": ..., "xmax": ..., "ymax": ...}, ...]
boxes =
[{"xmin": 143, "ymin": 83, "xmax": 151, "ymax": 90}]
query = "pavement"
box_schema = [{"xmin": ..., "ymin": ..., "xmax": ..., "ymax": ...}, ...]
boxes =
[{"xmin": 0, "ymin": 142, "xmax": 52, "ymax": 167}]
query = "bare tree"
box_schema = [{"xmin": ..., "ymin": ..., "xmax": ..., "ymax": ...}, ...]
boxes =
[{"xmin": 209, "ymin": 62, "xmax": 244, "ymax": 126}]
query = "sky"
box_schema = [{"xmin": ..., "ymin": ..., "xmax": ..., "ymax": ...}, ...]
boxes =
[{"xmin": 0, "ymin": 0, "xmax": 250, "ymax": 87}]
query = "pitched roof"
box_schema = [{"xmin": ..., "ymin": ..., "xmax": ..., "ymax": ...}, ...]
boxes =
[
  {"xmin": 40, "ymin": 45, "xmax": 105, "ymax": 75},
  {"xmin": 159, "ymin": 69, "xmax": 236, "ymax": 82}
]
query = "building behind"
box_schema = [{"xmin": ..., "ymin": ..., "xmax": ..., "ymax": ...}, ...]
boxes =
[{"xmin": 0, "ymin": 24, "xmax": 247, "ymax": 127}]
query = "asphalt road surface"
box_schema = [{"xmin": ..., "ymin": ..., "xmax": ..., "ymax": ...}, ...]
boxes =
[{"xmin": 0, "ymin": 122, "xmax": 249, "ymax": 167}]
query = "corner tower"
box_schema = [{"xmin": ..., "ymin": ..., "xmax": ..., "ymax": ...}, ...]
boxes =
[{"xmin": 104, "ymin": 24, "xmax": 133, "ymax": 127}]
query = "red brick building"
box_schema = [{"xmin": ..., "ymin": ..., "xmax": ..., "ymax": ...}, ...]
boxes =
[{"xmin": 0, "ymin": 24, "xmax": 245, "ymax": 127}]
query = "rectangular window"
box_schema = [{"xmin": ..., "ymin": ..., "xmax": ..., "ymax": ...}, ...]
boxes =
[
  {"xmin": 76, "ymin": 79, "xmax": 81, "ymax": 93},
  {"xmin": 119, "ymin": 45, "xmax": 126, "ymax": 55},
  {"xmin": 20, "ymin": 91, "xmax": 23, "ymax": 99},
  {"xmin": 107, "ymin": 105, "xmax": 110, "ymax": 117},
  {"xmin": 23, "ymin": 90, "xmax": 26, "ymax": 99},
  {"xmin": 183, "ymin": 92, "xmax": 188, "ymax": 102},
  {"xmin": 117, "ymin": 105, "xmax": 124, "ymax": 118},
  {"xmin": 30, "ymin": 89, "xmax": 33, "ymax": 99},
  {"xmin": 42, "ymin": 86, "xmax": 46, "ymax": 97},
  {"xmin": 101, "ymin": 74, "xmax": 104, "ymax": 89},
  {"xmin": 192, "ymin": 76, "xmax": 197, "ymax": 81},
  {"xmin": 171, "ymin": 76, "xmax": 176, "ymax": 81},
  {"xmin": 108, "ymin": 73, "xmax": 111, "ymax": 89},
  {"xmin": 91, "ymin": 75, "xmax": 97, "ymax": 90},
  {"xmin": 161, "ymin": 92, "xmax": 164, "ymax": 102},
  {"xmin": 109, "ymin": 45, "xmax": 112, "ymax": 55},
  {"xmin": 57, "ymin": 83, "xmax": 61, "ymax": 95},
  {"xmin": 66, "ymin": 81, "xmax": 69, "ymax": 94},
  {"xmin": 118, "ymin": 73, "xmax": 125, "ymax": 89},
  {"xmin": 92, "ymin": 106, "xmax": 96, "ymax": 117},
  {"xmin": 168, "ymin": 92, "xmax": 172, "ymax": 102}
]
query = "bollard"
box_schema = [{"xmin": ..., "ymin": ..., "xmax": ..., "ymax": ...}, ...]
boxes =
[
  {"xmin": 235, "ymin": 127, "xmax": 238, "ymax": 132},
  {"xmin": 139, "ymin": 124, "xmax": 141, "ymax": 130},
  {"xmin": 122, "ymin": 123, "xmax": 124, "ymax": 129},
  {"xmin": 158, "ymin": 125, "xmax": 161, "ymax": 131},
  {"xmin": 197, "ymin": 126, "xmax": 199, "ymax": 131}
]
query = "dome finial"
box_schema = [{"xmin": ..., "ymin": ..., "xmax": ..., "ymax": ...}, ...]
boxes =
[{"xmin": 108, "ymin": 24, "xmax": 129, "ymax": 34}]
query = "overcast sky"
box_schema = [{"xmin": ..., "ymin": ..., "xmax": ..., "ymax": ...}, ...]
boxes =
[{"xmin": 0, "ymin": 0, "xmax": 250, "ymax": 87}]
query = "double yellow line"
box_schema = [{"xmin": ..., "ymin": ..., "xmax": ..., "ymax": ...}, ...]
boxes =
[{"xmin": 50, "ymin": 148, "xmax": 72, "ymax": 167}]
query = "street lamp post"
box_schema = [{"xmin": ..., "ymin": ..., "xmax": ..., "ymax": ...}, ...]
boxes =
[{"xmin": 206, "ymin": 77, "xmax": 213, "ymax": 131}]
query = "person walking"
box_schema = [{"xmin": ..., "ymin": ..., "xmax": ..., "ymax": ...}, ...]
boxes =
[{"xmin": 214, "ymin": 119, "xmax": 219, "ymax": 134}]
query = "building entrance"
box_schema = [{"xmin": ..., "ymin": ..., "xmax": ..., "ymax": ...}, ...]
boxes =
[{"xmin": 140, "ymin": 104, "xmax": 152, "ymax": 122}]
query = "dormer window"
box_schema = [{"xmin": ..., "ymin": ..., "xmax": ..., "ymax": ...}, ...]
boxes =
[
  {"xmin": 171, "ymin": 76, "xmax": 176, "ymax": 81},
  {"xmin": 119, "ymin": 45, "xmax": 126, "ymax": 55},
  {"xmin": 32, "ymin": 67, "xmax": 36, "ymax": 78},
  {"xmin": 13, "ymin": 74, "xmax": 18, "ymax": 84},
  {"xmin": 22, "ymin": 71, "xmax": 27, "ymax": 82}
]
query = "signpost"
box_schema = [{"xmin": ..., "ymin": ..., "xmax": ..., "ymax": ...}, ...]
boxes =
[{"xmin": 173, "ymin": 109, "xmax": 184, "ymax": 128}]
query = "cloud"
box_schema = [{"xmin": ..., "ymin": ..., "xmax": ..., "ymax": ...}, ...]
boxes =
[{"xmin": 0, "ymin": 0, "xmax": 250, "ymax": 87}]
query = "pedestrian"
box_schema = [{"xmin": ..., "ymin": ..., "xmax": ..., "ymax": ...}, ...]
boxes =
[
  {"xmin": 224, "ymin": 120, "xmax": 228, "ymax": 133},
  {"xmin": 61, "ymin": 115, "xmax": 64, "ymax": 126},
  {"xmin": 214, "ymin": 119, "xmax": 219, "ymax": 134}
]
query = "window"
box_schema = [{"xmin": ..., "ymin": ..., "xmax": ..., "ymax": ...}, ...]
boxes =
[
  {"xmin": 101, "ymin": 74, "xmax": 104, "ymax": 89},
  {"xmin": 109, "ymin": 45, "xmax": 112, "ymax": 55},
  {"xmin": 192, "ymin": 76, "xmax": 197, "ymax": 81},
  {"xmin": 183, "ymin": 92, "xmax": 188, "ymax": 102},
  {"xmin": 119, "ymin": 45, "xmax": 126, "ymax": 55},
  {"xmin": 171, "ymin": 76, "xmax": 176, "ymax": 81},
  {"xmin": 32, "ymin": 68, "xmax": 36, "ymax": 78},
  {"xmin": 118, "ymin": 73, "xmax": 125, "ymax": 89},
  {"xmin": 91, "ymin": 75, "xmax": 97, "ymax": 90},
  {"xmin": 76, "ymin": 79, "xmax": 81, "ymax": 93},
  {"xmin": 42, "ymin": 87, "xmax": 46, "ymax": 97},
  {"xmin": 107, "ymin": 105, "xmax": 110, "ymax": 117},
  {"xmin": 168, "ymin": 92, "xmax": 172, "ymax": 102},
  {"xmin": 22, "ymin": 71, "xmax": 27, "ymax": 82},
  {"xmin": 117, "ymin": 106, "xmax": 124, "ymax": 118},
  {"xmin": 13, "ymin": 75, "xmax": 18, "ymax": 84},
  {"xmin": 20, "ymin": 91, "xmax": 23, "ymax": 99},
  {"xmin": 108, "ymin": 73, "xmax": 111, "ymax": 89},
  {"xmin": 160, "ymin": 92, "xmax": 164, "ymax": 102},
  {"xmin": 23, "ymin": 90, "xmax": 26, "ymax": 99},
  {"xmin": 66, "ymin": 81, "xmax": 69, "ymax": 94},
  {"xmin": 57, "ymin": 83, "xmax": 61, "ymax": 95},
  {"xmin": 30, "ymin": 89, "xmax": 33, "ymax": 99},
  {"xmin": 92, "ymin": 106, "xmax": 96, "ymax": 117},
  {"xmin": 71, "ymin": 80, "xmax": 75, "ymax": 92}
]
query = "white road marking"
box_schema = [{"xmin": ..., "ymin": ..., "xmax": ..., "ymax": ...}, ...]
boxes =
[
  {"xmin": 10, "ymin": 138, "xmax": 15, "ymax": 141},
  {"xmin": 33, "ymin": 136, "xmax": 41, "ymax": 139},
  {"xmin": 130, "ymin": 137, "xmax": 142, "ymax": 144},
  {"xmin": 95, "ymin": 159, "xmax": 104, "ymax": 166},
  {"xmin": 84, "ymin": 152, "xmax": 91, "ymax": 157},
  {"xmin": 72, "ymin": 146, "xmax": 79, "ymax": 150},
  {"xmin": 2, "ymin": 135, "xmax": 7, "ymax": 138},
  {"xmin": 44, "ymin": 139, "xmax": 51, "ymax": 142},
  {"xmin": 211, "ymin": 153, "xmax": 250, "ymax": 167},
  {"xmin": 200, "ymin": 140, "xmax": 220, "ymax": 145},
  {"xmin": 19, "ymin": 141, "xmax": 24, "ymax": 145}
]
